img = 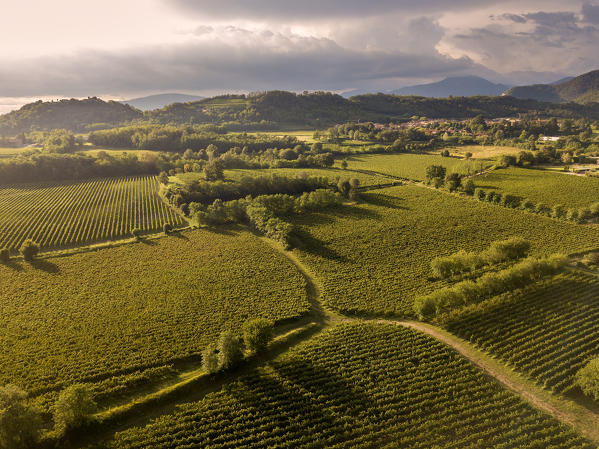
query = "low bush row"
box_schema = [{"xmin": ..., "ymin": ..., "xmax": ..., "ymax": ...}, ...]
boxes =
[
  {"xmin": 475, "ymin": 188, "xmax": 599, "ymax": 223},
  {"xmin": 430, "ymin": 237, "xmax": 531, "ymax": 278},
  {"xmin": 415, "ymin": 253, "xmax": 569, "ymax": 320}
]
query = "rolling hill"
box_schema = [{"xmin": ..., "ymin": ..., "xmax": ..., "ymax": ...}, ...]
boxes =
[
  {"xmin": 391, "ymin": 76, "xmax": 510, "ymax": 98},
  {"xmin": 504, "ymin": 70, "xmax": 599, "ymax": 103},
  {"xmin": 0, "ymin": 97, "xmax": 142, "ymax": 135},
  {"xmin": 123, "ymin": 93, "xmax": 205, "ymax": 111}
]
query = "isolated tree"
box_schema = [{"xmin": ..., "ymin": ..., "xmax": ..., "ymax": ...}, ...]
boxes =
[
  {"xmin": 53, "ymin": 384, "xmax": 96, "ymax": 433},
  {"xmin": 474, "ymin": 188, "xmax": 486, "ymax": 201},
  {"xmin": 0, "ymin": 384, "xmax": 41, "ymax": 449},
  {"xmin": 311, "ymin": 142, "xmax": 324, "ymax": 153},
  {"xmin": 163, "ymin": 223, "xmax": 173, "ymax": 234},
  {"xmin": 158, "ymin": 171, "xmax": 169, "ymax": 185},
  {"xmin": 441, "ymin": 149, "xmax": 450, "ymax": 157},
  {"xmin": 340, "ymin": 159, "xmax": 348, "ymax": 170},
  {"xmin": 202, "ymin": 344, "xmax": 220, "ymax": 374},
  {"xmin": 462, "ymin": 179, "xmax": 475, "ymax": 195},
  {"xmin": 218, "ymin": 331, "xmax": 243, "ymax": 370},
  {"xmin": 337, "ymin": 180, "xmax": 351, "ymax": 198},
  {"xmin": 464, "ymin": 152, "xmax": 473, "ymax": 159},
  {"xmin": 243, "ymin": 319, "xmax": 274, "ymax": 353},
  {"xmin": 0, "ymin": 249, "xmax": 9, "ymax": 264},
  {"xmin": 131, "ymin": 228, "xmax": 142, "ymax": 240},
  {"xmin": 279, "ymin": 148, "xmax": 297, "ymax": 160},
  {"xmin": 445, "ymin": 173, "xmax": 462, "ymax": 192},
  {"xmin": 425, "ymin": 165, "xmax": 446, "ymax": 183},
  {"xmin": 20, "ymin": 240, "xmax": 39, "ymax": 262},
  {"xmin": 204, "ymin": 160, "xmax": 224, "ymax": 181}
]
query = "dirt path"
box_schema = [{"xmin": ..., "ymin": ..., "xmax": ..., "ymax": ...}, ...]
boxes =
[{"xmin": 392, "ymin": 320, "xmax": 599, "ymax": 444}]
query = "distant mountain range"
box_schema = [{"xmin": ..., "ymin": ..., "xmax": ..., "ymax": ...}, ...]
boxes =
[
  {"xmin": 122, "ymin": 93, "xmax": 204, "ymax": 111},
  {"xmin": 391, "ymin": 76, "xmax": 511, "ymax": 98},
  {"xmin": 504, "ymin": 70, "xmax": 599, "ymax": 103}
]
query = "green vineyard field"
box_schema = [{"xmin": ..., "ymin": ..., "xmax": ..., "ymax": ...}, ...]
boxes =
[
  {"xmin": 110, "ymin": 323, "xmax": 593, "ymax": 449},
  {"xmin": 441, "ymin": 270, "xmax": 599, "ymax": 393},
  {"xmin": 292, "ymin": 185, "xmax": 599, "ymax": 316},
  {"xmin": 475, "ymin": 167, "xmax": 599, "ymax": 209},
  {"xmin": 337, "ymin": 153, "xmax": 489, "ymax": 180},
  {"xmin": 0, "ymin": 175, "xmax": 185, "ymax": 253},
  {"xmin": 0, "ymin": 228, "xmax": 308, "ymax": 403}
]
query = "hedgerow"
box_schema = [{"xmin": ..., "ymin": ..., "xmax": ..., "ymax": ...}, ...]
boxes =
[
  {"xmin": 430, "ymin": 237, "xmax": 531, "ymax": 278},
  {"xmin": 291, "ymin": 185, "xmax": 599, "ymax": 316},
  {"xmin": 414, "ymin": 254, "xmax": 568, "ymax": 320}
]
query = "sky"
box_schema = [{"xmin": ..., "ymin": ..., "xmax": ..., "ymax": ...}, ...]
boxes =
[{"xmin": 1, "ymin": 0, "xmax": 599, "ymax": 113}]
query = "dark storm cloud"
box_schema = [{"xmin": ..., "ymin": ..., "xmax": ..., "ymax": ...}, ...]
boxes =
[
  {"xmin": 448, "ymin": 5, "xmax": 599, "ymax": 75},
  {"xmin": 582, "ymin": 2, "xmax": 599, "ymax": 23},
  {"xmin": 166, "ymin": 0, "xmax": 502, "ymax": 20},
  {"xmin": 0, "ymin": 32, "xmax": 483, "ymax": 97}
]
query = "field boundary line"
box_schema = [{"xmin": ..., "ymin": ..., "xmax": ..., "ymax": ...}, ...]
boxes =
[{"xmin": 385, "ymin": 320, "xmax": 599, "ymax": 444}]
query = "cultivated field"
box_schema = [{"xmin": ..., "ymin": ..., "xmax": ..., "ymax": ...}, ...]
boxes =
[
  {"xmin": 0, "ymin": 228, "xmax": 308, "ymax": 402},
  {"xmin": 442, "ymin": 271, "xmax": 599, "ymax": 394},
  {"xmin": 292, "ymin": 185, "xmax": 599, "ymax": 316},
  {"xmin": 476, "ymin": 166, "xmax": 599, "ymax": 209},
  {"xmin": 338, "ymin": 153, "xmax": 489, "ymax": 180},
  {"xmin": 450, "ymin": 145, "xmax": 523, "ymax": 159},
  {"xmin": 0, "ymin": 175, "xmax": 185, "ymax": 252},
  {"xmin": 110, "ymin": 323, "xmax": 592, "ymax": 449}
]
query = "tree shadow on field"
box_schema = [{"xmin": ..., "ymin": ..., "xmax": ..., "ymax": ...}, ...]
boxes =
[
  {"xmin": 139, "ymin": 238, "xmax": 158, "ymax": 246},
  {"xmin": 291, "ymin": 229, "xmax": 347, "ymax": 262},
  {"xmin": 361, "ymin": 193, "xmax": 409, "ymax": 210},
  {"xmin": 232, "ymin": 359, "xmax": 370, "ymax": 443},
  {"xmin": 30, "ymin": 258, "xmax": 60, "ymax": 274},
  {"xmin": 170, "ymin": 230, "xmax": 189, "ymax": 241},
  {"xmin": 2, "ymin": 260, "xmax": 24, "ymax": 272}
]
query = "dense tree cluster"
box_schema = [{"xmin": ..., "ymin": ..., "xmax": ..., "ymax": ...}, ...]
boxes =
[{"xmin": 165, "ymin": 174, "xmax": 331, "ymax": 208}]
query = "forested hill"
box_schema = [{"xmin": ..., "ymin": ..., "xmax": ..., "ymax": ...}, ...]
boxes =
[
  {"xmin": 0, "ymin": 97, "xmax": 142, "ymax": 135},
  {"xmin": 3, "ymin": 91, "xmax": 599, "ymax": 136},
  {"xmin": 504, "ymin": 70, "xmax": 599, "ymax": 104},
  {"xmin": 145, "ymin": 91, "xmax": 599, "ymax": 126}
]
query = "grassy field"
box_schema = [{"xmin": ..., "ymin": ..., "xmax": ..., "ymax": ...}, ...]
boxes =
[
  {"xmin": 441, "ymin": 270, "xmax": 599, "ymax": 394},
  {"xmin": 338, "ymin": 153, "xmax": 490, "ymax": 180},
  {"xmin": 174, "ymin": 168, "xmax": 390, "ymax": 188},
  {"xmin": 475, "ymin": 167, "xmax": 599, "ymax": 209},
  {"xmin": 0, "ymin": 175, "xmax": 185, "ymax": 253},
  {"xmin": 0, "ymin": 228, "xmax": 308, "ymax": 404},
  {"xmin": 450, "ymin": 145, "xmax": 522, "ymax": 159},
  {"xmin": 244, "ymin": 130, "xmax": 316, "ymax": 143},
  {"xmin": 291, "ymin": 185, "xmax": 599, "ymax": 316},
  {"xmin": 109, "ymin": 323, "xmax": 592, "ymax": 449}
]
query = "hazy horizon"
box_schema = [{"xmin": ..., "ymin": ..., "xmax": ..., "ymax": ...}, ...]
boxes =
[{"xmin": 2, "ymin": 0, "xmax": 599, "ymax": 112}]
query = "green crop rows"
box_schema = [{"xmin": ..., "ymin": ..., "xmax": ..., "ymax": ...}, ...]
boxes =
[
  {"xmin": 338, "ymin": 153, "xmax": 489, "ymax": 180},
  {"xmin": 0, "ymin": 228, "xmax": 308, "ymax": 398},
  {"xmin": 476, "ymin": 167, "xmax": 599, "ymax": 209},
  {"xmin": 291, "ymin": 185, "xmax": 599, "ymax": 316},
  {"xmin": 110, "ymin": 323, "xmax": 592, "ymax": 449},
  {"xmin": 441, "ymin": 271, "xmax": 599, "ymax": 393},
  {"xmin": 0, "ymin": 175, "xmax": 185, "ymax": 252}
]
